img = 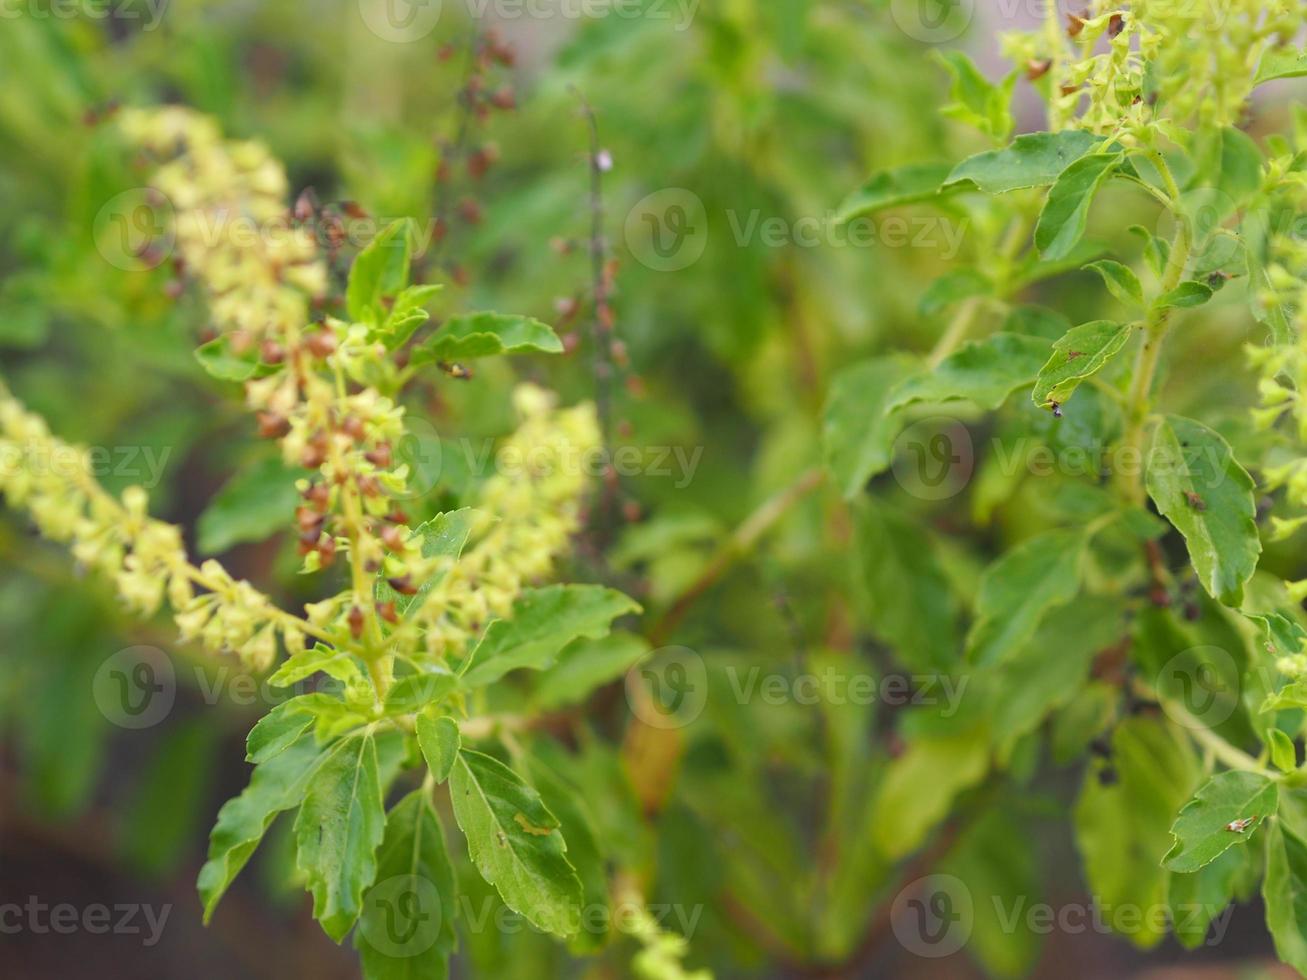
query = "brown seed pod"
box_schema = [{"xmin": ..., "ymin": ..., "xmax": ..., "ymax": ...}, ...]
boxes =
[
  {"xmin": 381, "ymin": 525, "xmax": 405, "ymax": 551},
  {"xmin": 300, "ymin": 440, "xmax": 327, "ymax": 469},
  {"xmin": 305, "ymin": 330, "xmax": 338, "ymax": 358},
  {"xmin": 260, "ymin": 340, "xmax": 286, "ymax": 364},
  {"xmin": 293, "ymin": 187, "xmax": 319, "ymax": 224},
  {"xmin": 1026, "ymin": 58, "xmax": 1052, "ymax": 81},
  {"xmin": 376, "ymin": 600, "xmax": 399, "ymax": 624},
  {"xmin": 1107, "ymin": 13, "xmax": 1125, "ymax": 38},
  {"xmin": 1067, "ymin": 11, "xmax": 1086, "ymax": 37},
  {"xmin": 257, "ymin": 412, "xmax": 290, "ymax": 439},
  {"xmin": 366, "ymin": 443, "xmax": 393, "ymax": 469},
  {"xmin": 303, "ymin": 481, "xmax": 331, "ymax": 510},
  {"xmin": 341, "ymin": 414, "xmax": 366, "ymax": 441},
  {"xmin": 348, "ymin": 605, "xmax": 364, "ymax": 638},
  {"xmin": 388, "ymin": 575, "xmax": 419, "ymax": 596}
]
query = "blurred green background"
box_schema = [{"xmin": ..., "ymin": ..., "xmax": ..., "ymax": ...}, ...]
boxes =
[{"xmin": 0, "ymin": 2, "xmax": 1302, "ymax": 978}]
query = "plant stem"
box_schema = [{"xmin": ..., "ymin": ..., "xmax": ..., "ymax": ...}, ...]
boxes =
[
  {"xmin": 647, "ymin": 467, "xmax": 825, "ymax": 646},
  {"xmin": 1116, "ymin": 219, "xmax": 1193, "ymax": 504}
]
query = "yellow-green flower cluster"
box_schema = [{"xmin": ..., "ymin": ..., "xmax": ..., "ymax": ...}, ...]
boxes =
[
  {"xmin": 391, "ymin": 384, "xmax": 600, "ymax": 661},
  {"xmin": 1003, "ymin": 1, "xmax": 1301, "ymax": 137},
  {"xmin": 1248, "ymin": 151, "xmax": 1307, "ymax": 586},
  {"xmin": 0, "ymin": 383, "xmax": 306, "ymax": 669},
  {"xmin": 119, "ymin": 106, "xmax": 326, "ymax": 340}
]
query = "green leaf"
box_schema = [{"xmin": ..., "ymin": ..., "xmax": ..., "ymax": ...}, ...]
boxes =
[
  {"xmin": 197, "ymin": 456, "xmax": 301, "ymax": 555},
  {"xmin": 1075, "ymin": 716, "xmax": 1199, "ymax": 949},
  {"xmin": 378, "ymin": 283, "xmax": 442, "ymax": 350},
  {"xmin": 939, "ymin": 804, "xmax": 1041, "ymax": 977},
  {"xmin": 416, "ymin": 712, "xmax": 460, "ymax": 783},
  {"xmin": 269, "ymin": 645, "xmax": 365, "ymax": 689},
  {"xmin": 1034, "ymin": 152, "xmax": 1123, "ymax": 260},
  {"xmin": 1164, "ymin": 771, "xmax": 1278, "ymax": 872},
  {"xmin": 522, "ymin": 748, "xmax": 612, "ymax": 953},
  {"xmin": 1270, "ymin": 729, "xmax": 1299, "ymax": 772},
  {"xmin": 348, "ymin": 219, "xmax": 415, "ymax": 325},
  {"xmin": 869, "ymin": 725, "xmax": 989, "ymax": 859},
  {"xmin": 945, "ymin": 130, "xmax": 1100, "ymax": 194},
  {"xmin": 1145, "ymin": 416, "xmax": 1261, "ymax": 606},
  {"xmin": 460, "ymin": 585, "xmax": 641, "ymax": 688},
  {"xmin": 449, "ymin": 749, "xmax": 583, "ymax": 937},
  {"xmin": 1031, "ymin": 320, "xmax": 1132, "ymax": 410},
  {"xmin": 197, "ymin": 733, "xmax": 329, "ymax": 921},
  {"xmin": 852, "ymin": 499, "xmax": 960, "ymax": 672},
  {"xmin": 530, "ymin": 632, "xmax": 650, "ymax": 711},
  {"xmin": 967, "ymin": 528, "xmax": 1089, "ymax": 666},
  {"xmin": 1086, "ymin": 259, "xmax": 1144, "ymax": 307},
  {"xmin": 375, "ymin": 510, "xmax": 479, "ymax": 616},
  {"xmin": 355, "ymin": 791, "xmax": 457, "ymax": 980},
  {"xmin": 384, "ymin": 669, "xmax": 459, "ymax": 716},
  {"xmin": 834, "ymin": 162, "xmax": 952, "ymax": 222},
  {"xmin": 1257, "ymin": 47, "xmax": 1307, "ymax": 84},
  {"xmin": 295, "ymin": 733, "xmax": 387, "ymax": 942},
  {"xmin": 194, "ymin": 335, "xmax": 262, "ymax": 382},
  {"xmin": 936, "ymin": 50, "xmax": 1015, "ymax": 142},
  {"xmin": 1153, "ymin": 280, "xmax": 1214, "ymax": 312},
  {"xmin": 246, "ymin": 698, "xmax": 316, "ymax": 764},
  {"xmin": 887, "ymin": 333, "xmax": 1051, "ymax": 413},
  {"xmin": 918, "ymin": 268, "xmax": 992, "ymax": 317},
  {"xmin": 987, "ymin": 596, "xmax": 1124, "ymax": 761},
  {"xmin": 821, "ymin": 353, "xmax": 919, "ymax": 499},
  {"xmin": 1167, "ymin": 847, "xmax": 1249, "ymax": 949},
  {"xmin": 1266, "ymin": 820, "xmax": 1307, "ymax": 972},
  {"xmin": 410, "ymin": 313, "xmax": 562, "ymax": 363}
]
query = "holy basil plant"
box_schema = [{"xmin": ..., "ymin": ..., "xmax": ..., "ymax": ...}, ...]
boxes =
[
  {"xmin": 824, "ymin": 2, "xmax": 1307, "ymax": 973},
  {"xmin": 0, "ymin": 107, "xmax": 708, "ymax": 979}
]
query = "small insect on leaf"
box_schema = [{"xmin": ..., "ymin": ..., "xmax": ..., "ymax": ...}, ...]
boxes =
[
  {"xmin": 1226, "ymin": 817, "xmax": 1255, "ymax": 833},
  {"xmin": 1051, "ymin": 401, "xmax": 1063, "ymax": 418},
  {"xmin": 1184, "ymin": 490, "xmax": 1206, "ymax": 511},
  {"xmin": 438, "ymin": 361, "xmax": 474, "ymax": 380}
]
